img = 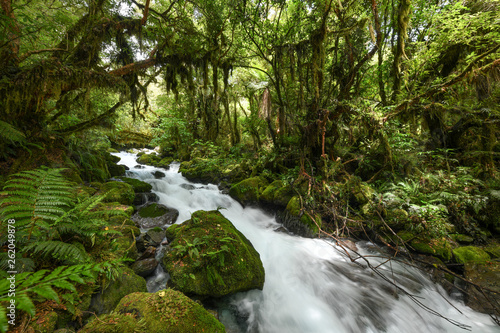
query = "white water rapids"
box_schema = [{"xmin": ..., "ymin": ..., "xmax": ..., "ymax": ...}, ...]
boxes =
[{"xmin": 114, "ymin": 151, "xmax": 499, "ymax": 333}]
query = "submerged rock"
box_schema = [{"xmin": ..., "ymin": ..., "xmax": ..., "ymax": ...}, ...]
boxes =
[
  {"xmin": 153, "ymin": 170, "xmax": 166, "ymax": 178},
  {"xmin": 113, "ymin": 289, "xmax": 225, "ymax": 333},
  {"xmin": 163, "ymin": 210, "xmax": 265, "ymax": 298}
]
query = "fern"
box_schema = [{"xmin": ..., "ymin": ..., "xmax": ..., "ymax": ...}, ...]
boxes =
[
  {"xmin": 23, "ymin": 241, "xmax": 89, "ymax": 264},
  {"xmin": 0, "ymin": 120, "xmax": 26, "ymax": 144},
  {"xmin": 0, "ymin": 262, "xmax": 116, "ymax": 333}
]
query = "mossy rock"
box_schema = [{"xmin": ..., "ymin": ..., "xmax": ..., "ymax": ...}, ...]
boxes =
[
  {"xmin": 112, "ymin": 235, "xmax": 139, "ymax": 260},
  {"xmin": 260, "ymin": 180, "xmax": 294, "ymax": 207},
  {"xmin": 137, "ymin": 153, "xmax": 161, "ymax": 165},
  {"xmin": 165, "ymin": 223, "xmax": 181, "ymax": 240},
  {"xmin": 157, "ymin": 157, "xmax": 175, "ymax": 168},
  {"xmin": 29, "ymin": 310, "xmax": 58, "ymax": 333},
  {"xmin": 346, "ymin": 176, "xmax": 376, "ymax": 207},
  {"xmin": 229, "ymin": 176, "xmax": 269, "ymax": 206},
  {"xmin": 278, "ymin": 196, "xmax": 322, "ymax": 237},
  {"xmin": 484, "ymin": 245, "xmax": 500, "ymax": 259},
  {"xmin": 478, "ymin": 189, "xmax": 500, "ymax": 234},
  {"xmin": 89, "ymin": 266, "xmax": 147, "ymax": 315},
  {"xmin": 179, "ymin": 158, "xmax": 222, "ymax": 184},
  {"xmin": 114, "ymin": 289, "xmax": 225, "ymax": 333},
  {"xmin": 453, "ymin": 246, "xmax": 491, "ymax": 264},
  {"xmin": 101, "ymin": 181, "xmax": 135, "ymax": 205},
  {"xmin": 108, "ymin": 164, "xmax": 126, "ymax": 177},
  {"xmin": 79, "ymin": 313, "xmax": 145, "ymax": 333},
  {"xmin": 139, "ymin": 203, "xmax": 168, "ymax": 217},
  {"xmin": 97, "ymin": 202, "xmax": 135, "ymax": 218},
  {"xmin": 119, "ymin": 177, "xmax": 153, "ymax": 193},
  {"xmin": 450, "ymin": 234, "xmax": 474, "ymax": 245},
  {"xmin": 410, "ymin": 238, "xmax": 453, "ymax": 262},
  {"xmin": 163, "ymin": 210, "xmax": 265, "ymax": 298},
  {"xmin": 131, "ymin": 258, "xmax": 158, "ymax": 277}
]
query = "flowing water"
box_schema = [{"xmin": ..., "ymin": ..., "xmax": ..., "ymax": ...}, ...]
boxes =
[{"xmin": 114, "ymin": 151, "xmax": 500, "ymax": 333}]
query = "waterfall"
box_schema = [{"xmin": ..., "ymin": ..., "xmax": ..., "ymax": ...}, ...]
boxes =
[{"xmin": 113, "ymin": 152, "xmax": 499, "ymax": 333}]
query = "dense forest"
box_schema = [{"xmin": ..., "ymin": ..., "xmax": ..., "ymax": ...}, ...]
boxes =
[{"xmin": 0, "ymin": 0, "xmax": 499, "ymax": 332}]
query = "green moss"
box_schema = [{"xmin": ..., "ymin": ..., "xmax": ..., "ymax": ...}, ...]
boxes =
[
  {"xmin": 228, "ymin": 177, "xmax": 269, "ymax": 205},
  {"xmin": 115, "ymin": 289, "xmax": 225, "ymax": 333},
  {"xmin": 101, "ymin": 181, "xmax": 135, "ymax": 205},
  {"xmin": 163, "ymin": 210, "xmax": 265, "ymax": 298},
  {"xmin": 410, "ymin": 238, "xmax": 453, "ymax": 262},
  {"xmin": 137, "ymin": 153, "xmax": 161, "ymax": 165},
  {"xmin": 29, "ymin": 311, "xmax": 58, "ymax": 333},
  {"xmin": 113, "ymin": 236, "xmax": 139, "ymax": 261},
  {"xmin": 484, "ymin": 245, "xmax": 500, "ymax": 259},
  {"xmin": 166, "ymin": 224, "xmax": 181, "ymax": 240},
  {"xmin": 139, "ymin": 203, "xmax": 168, "ymax": 218},
  {"xmin": 261, "ymin": 180, "xmax": 294, "ymax": 207},
  {"xmin": 79, "ymin": 313, "xmax": 145, "ymax": 333},
  {"xmin": 119, "ymin": 177, "xmax": 153, "ymax": 193},
  {"xmin": 89, "ymin": 266, "xmax": 147, "ymax": 315},
  {"xmin": 453, "ymin": 246, "xmax": 491, "ymax": 264}
]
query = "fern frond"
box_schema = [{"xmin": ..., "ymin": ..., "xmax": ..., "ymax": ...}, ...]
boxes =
[
  {"xmin": 23, "ymin": 241, "xmax": 88, "ymax": 264},
  {"xmin": 0, "ymin": 120, "xmax": 26, "ymax": 144}
]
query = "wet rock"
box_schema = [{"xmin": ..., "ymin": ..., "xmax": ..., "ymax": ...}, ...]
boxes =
[
  {"xmin": 134, "ymin": 164, "xmax": 145, "ymax": 169},
  {"xmin": 131, "ymin": 258, "xmax": 158, "ymax": 277},
  {"xmin": 131, "ymin": 203, "xmax": 179, "ymax": 229},
  {"xmin": 144, "ymin": 228, "xmax": 166, "ymax": 247},
  {"xmin": 133, "ymin": 192, "xmax": 159, "ymax": 206},
  {"xmin": 152, "ymin": 170, "xmax": 166, "ymax": 178},
  {"xmin": 138, "ymin": 246, "xmax": 157, "ymax": 260},
  {"xmin": 229, "ymin": 177, "xmax": 269, "ymax": 206},
  {"xmin": 464, "ymin": 262, "xmax": 500, "ymax": 315},
  {"xmin": 180, "ymin": 183, "xmax": 196, "ymax": 190},
  {"xmin": 163, "ymin": 210, "xmax": 265, "ymax": 298},
  {"xmin": 276, "ymin": 196, "xmax": 322, "ymax": 238}
]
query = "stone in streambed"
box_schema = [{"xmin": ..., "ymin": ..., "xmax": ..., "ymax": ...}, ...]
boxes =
[
  {"xmin": 163, "ymin": 210, "xmax": 265, "ymax": 298},
  {"xmin": 132, "ymin": 258, "xmax": 158, "ymax": 277}
]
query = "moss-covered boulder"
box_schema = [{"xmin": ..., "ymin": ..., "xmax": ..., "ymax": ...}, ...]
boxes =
[
  {"xmin": 163, "ymin": 210, "xmax": 265, "ymax": 298},
  {"xmin": 118, "ymin": 177, "xmax": 153, "ymax": 193},
  {"xmin": 114, "ymin": 289, "xmax": 225, "ymax": 333},
  {"xmin": 137, "ymin": 153, "xmax": 161, "ymax": 165},
  {"xmin": 179, "ymin": 158, "xmax": 222, "ymax": 184},
  {"xmin": 478, "ymin": 189, "xmax": 500, "ymax": 234},
  {"xmin": 277, "ymin": 196, "xmax": 322, "ymax": 237},
  {"xmin": 260, "ymin": 180, "xmax": 294, "ymax": 208},
  {"xmin": 79, "ymin": 313, "xmax": 145, "ymax": 333},
  {"xmin": 132, "ymin": 203, "xmax": 179, "ymax": 229},
  {"xmin": 89, "ymin": 266, "xmax": 147, "ymax": 315},
  {"xmin": 229, "ymin": 177, "xmax": 269, "ymax": 206},
  {"xmin": 484, "ymin": 245, "xmax": 500, "ymax": 259},
  {"xmin": 28, "ymin": 310, "xmax": 58, "ymax": 333},
  {"xmin": 101, "ymin": 181, "xmax": 135, "ymax": 205},
  {"xmin": 410, "ymin": 238, "xmax": 453, "ymax": 262},
  {"xmin": 453, "ymin": 246, "xmax": 491, "ymax": 264}
]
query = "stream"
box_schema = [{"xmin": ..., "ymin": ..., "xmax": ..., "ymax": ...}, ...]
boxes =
[{"xmin": 114, "ymin": 151, "xmax": 500, "ymax": 333}]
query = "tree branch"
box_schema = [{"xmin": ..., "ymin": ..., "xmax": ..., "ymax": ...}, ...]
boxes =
[{"xmin": 55, "ymin": 101, "xmax": 124, "ymax": 135}]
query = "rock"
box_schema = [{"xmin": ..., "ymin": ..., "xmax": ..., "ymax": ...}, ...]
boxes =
[
  {"xmin": 89, "ymin": 266, "xmax": 147, "ymax": 315},
  {"xmin": 119, "ymin": 177, "xmax": 153, "ymax": 193},
  {"xmin": 277, "ymin": 196, "xmax": 322, "ymax": 237},
  {"xmin": 28, "ymin": 311, "xmax": 58, "ymax": 333},
  {"xmin": 410, "ymin": 238, "xmax": 453, "ymax": 262},
  {"xmin": 79, "ymin": 313, "xmax": 144, "ymax": 333},
  {"xmin": 464, "ymin": 261, "xmax": 500, "ymax": 315},
  {"xmin": 137, "ymin": 153, "xmax": 161, "ymax": 165},
  {"xmin": 260, "ymin": 180, "xmax": 294, "ymax": 208},
  {"xmin": 163, "ymin": 210, "xmax": 265, "ymax": 298},
  {"xmin": 450, "ymin": 234, "xmax": 474, "ymax": 245},
  {"xmin": 108, "ymin": 163, "xmax": 126, "ymax": 177},
  {"xmin": 113, "ymin": 290, "xmax": 226, "ymax": 332},
  {"xmin": 484, "ymin": 245, "xmax": 500, "ymax": 259},
  {"xmin": 453, "ymin": 246, "xmax": 490, "ymax": 264},
  {"xmin": 478, "ymin": 189, "xmax": 500, "ymax": 234},
  {"xmin": 132, "ymin": 203, "xmax": 179, "ymax": 229},
  {"xmin": 152, "ymin": 170, "xmax": 166, "ymax": 178},
  {"xmin": 228, "ymin": 176, "xmax": 269, "ymax": 206},
  {"xmin": 113, "ymin": 236, "xmax": 139, "ymax": 260},
  {"xmin": 138, "ymin": 246, "xmax": 157, "ymax": 260},
  {"xmin": 134, "ymin": 164, "xmax": 145, "ymax": 169},
  {"xmin": 132, "ymin": 258, "xmax": 158, "ymax": 277},
  {"xmin": 101, "ymin": 181, "xmax": 135, "ymax": 205},
  {"xmin": 144, "ymin": 227, "xmax": 166, "ymax": 247},
  {"xmin": 133, "ymin": 192, "xmax": 160, "ymax": 206},
  {"xmin": 180, "ymin": 183, "xmax": 196, "ymax": 190}
]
